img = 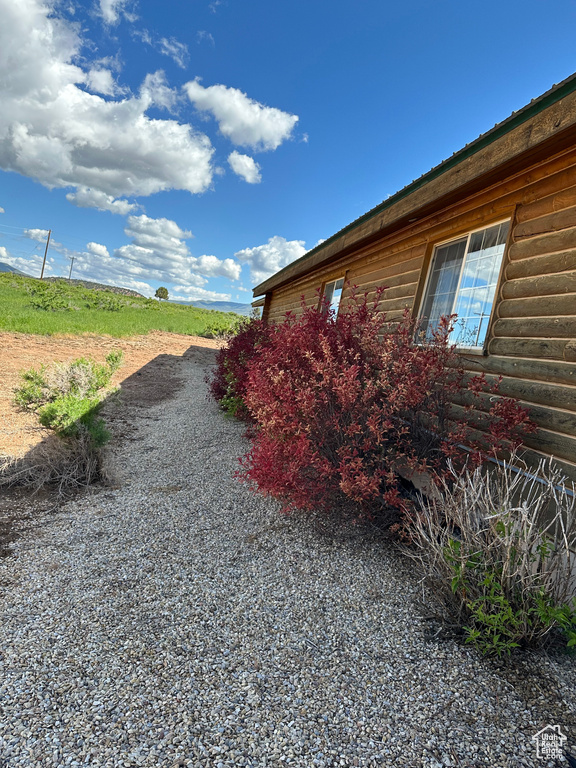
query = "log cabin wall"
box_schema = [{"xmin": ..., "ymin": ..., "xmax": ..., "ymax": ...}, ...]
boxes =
[{"xmin": 263, "ymin": 144, "xmax": 576, "ymax": 482}]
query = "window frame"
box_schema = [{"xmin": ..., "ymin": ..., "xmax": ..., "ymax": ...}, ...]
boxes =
[
  {"xmin": 417, "ymin": 218, "xmax": 511, "ymax": 354},
  {"xmin": 320, "ymin": 276, "xmax": 346, "ymax": 316}
]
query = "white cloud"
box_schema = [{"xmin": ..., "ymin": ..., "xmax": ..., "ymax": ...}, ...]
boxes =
[
  {"xmin": 123, "ymin": 214, "xmax": 191, "ymax": 257},
  {"xmin": 134, "ymin": 30, "xmax": 189, "ymax": 69},
  {"xmin": 159, "ymin": 37, "xmax": 189, "ymax": 68},
  {"xmin": 86, "ymin": 241, "xmax": 110, "ymax": 258},
  {"xmin": 228, "ymin": 151, "xmax": 261, "ymax": 184},
  {"xmin": 85, "ymin": 68, "xmax": 120, "ymax": 96},
  {"xmin": 13, "ymin": 214, "xmax": 241, "ymax": 299},
  {"xmin": 73, "ymin": 259, "xmax": 156, "ymax": 296},
  {"xmin": 235, "ymin": 235, "xmax": 307, "ymax": 286},
  {"xmin": 107, "ymin": 215, "xmax": 241, "ymax": 283},
  {"xmin": 196, "ymin": 31, "xmax": 215, "ymax": 46},
  {"xmin": 133, "ymin": 28, "xmax": 152, "ymax": 45},
  {"xmin": 172, "ymin": 285, "xmax": 231, "ymax": 302},
  {"xmin": 140, "ymin": 71, "xmax": 179, "ymax": 111},
  {"xmin": 74, "ymin": 243, "xmax": 200, "ymax": 296},
  {"xmin": 24, "ymin": 228, "xmax": 72, "ymax": 257},
  {"xmin": 114, "ymin": 278, "xmax": 156, "ymax": 295},
  {"xmin": 0, "ymin": 207, "xmax": 5, "ymax": 213},
  {"xmin": 190, "ymin": 254, "xmax": 240, "ymax": 280},
  {"xmin": 185, "ymin": 80, "xmax": 298, "ymax": 151},
  {"xmin": 24, "ymin": 228, "xmax": 51, "ymax": 243},
  {"xmin": 66, "ymin": 188, "xmax": 139, "ymax": 215},
  {"xmin": 98, "ymin": 0, "xmax": 131, "ymax": 25},
  {"xmin": 0, "ymin": 245, "xmax": 8, "ymax": 258},
  {"xmin": 75, "ymin": 214, "xmax": 241, "ymax": 296},
  {"xmin": 0, "ymin": 0, "xmax": 215, "ymax": 211}
]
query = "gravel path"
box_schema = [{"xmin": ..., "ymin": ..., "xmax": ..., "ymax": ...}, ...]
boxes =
[{"xmin": 1, "ymin": 347, "xmax": 575, "ymax": 768}]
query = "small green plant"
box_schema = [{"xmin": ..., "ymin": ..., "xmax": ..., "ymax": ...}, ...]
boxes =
[
  {"xmin": 201, "ymin": 315, "xmax": 243, "ymax": 339},
  {"xmin": 38, "ymin": 395, "xmax": 109, "ymax": 445},
  {"xmin": 14, "ymin": 351, "xmax": 123, "ymax": 447},
  {"xmin": 27, "ymin": 281, "xmax": 75, "ymax": 311},
  {"xmin": 6, "ymin": 351, "xmax": 124, "ymax": 494},
  {"xmin": 84, "ymin": 291, "xmax": 125, "ymax": 311},
  {"xmin": 537, "ymin": 597, "xmax": 576, "ymax": 648},
  {"xmin": 13, "ymin": 367, "xmax": 47, "ymax": 409},
  {"xmin": 407, "ymin": 454, "xmax": 576, "ymax": 656},
  {"xmin": 457, "ymin": 570, "xmax": 526, "ymax": 656}
]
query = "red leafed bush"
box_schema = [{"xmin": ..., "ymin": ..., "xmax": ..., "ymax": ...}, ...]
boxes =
[
  {"xmin": 210, "ymin": 317, "xmax": 271, "ymax": 421},
  {"xmin": 237, "ymin": 290, "xmax": 534, "ymax": 523}
]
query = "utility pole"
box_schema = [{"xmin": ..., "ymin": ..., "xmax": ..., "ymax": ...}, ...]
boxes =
[
  {"xmin": 40, "ymin": 229, "xmax": 51, "ymax": 279},
  {"xmin": 68, "ymin": 256, "xmax": 75, "ymax": 281}
]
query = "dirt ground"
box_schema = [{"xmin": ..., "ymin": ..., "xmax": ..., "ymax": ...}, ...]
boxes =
[
  {"xmin": 0, "ymin": 331, "xmax": 221, "ymax": 555},
  {"xmin": 0, "ymin": 330, "xmax": 221, "ymax": 457}
]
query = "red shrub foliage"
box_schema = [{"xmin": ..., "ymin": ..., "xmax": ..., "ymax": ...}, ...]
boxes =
[
  {"xmin": 237, "ymin": 290, "xmax": 534, "ymax": 523},
  {"xmin": 209, "ymin": 317, "xmax": 270, "ymax": 421}
]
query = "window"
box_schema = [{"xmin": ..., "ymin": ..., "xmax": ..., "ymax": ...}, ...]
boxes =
[
  {"xmin": 322, "ymin": 277, "xmax": 345, "ymax": 315},
  {"xmin": 419, "ymin": 220, "xmax": 509, "ymax": 349}
]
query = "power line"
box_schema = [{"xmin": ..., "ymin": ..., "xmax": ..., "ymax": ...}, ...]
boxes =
[
  {"xmin": 0, "ymin": 222, "xmax": 100, "ymax": 250},
  {"xmin": 0, "ymin": 223, "xmax": 50, "ymax": 234}
]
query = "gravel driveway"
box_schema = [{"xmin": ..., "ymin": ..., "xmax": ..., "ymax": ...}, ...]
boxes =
[{"xmin": 1, "ymin": 343, "xmax": 575, "ymax": 767}]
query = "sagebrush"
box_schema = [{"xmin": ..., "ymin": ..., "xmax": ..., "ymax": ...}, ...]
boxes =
[
  {"xmin": 3, "ymin": 351, "xmax": 124, "ymax": 495},
  {"xmin": 14, "ymin": 351, "xmax": 123, "ymax": 445}
]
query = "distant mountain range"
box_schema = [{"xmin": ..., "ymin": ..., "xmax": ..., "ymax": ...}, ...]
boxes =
[
  {"xmin": 0, "ymin": 261, "xmax": 30, "ymax": 276},
  {"xmin": 172, "ymin": 299, "xmax": 253, "ymax": 316}
]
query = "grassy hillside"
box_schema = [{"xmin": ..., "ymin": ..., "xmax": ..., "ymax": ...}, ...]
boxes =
[{"xmin": 0, "ymin": 274, "xmax": 241, "ymax": 338}]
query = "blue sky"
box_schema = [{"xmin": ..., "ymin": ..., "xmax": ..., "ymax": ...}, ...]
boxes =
[{"xmin": 0, "ymin": 0, "xmax": 575, "ymax": 304}]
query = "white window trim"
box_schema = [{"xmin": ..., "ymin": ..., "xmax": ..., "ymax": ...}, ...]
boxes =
[
  {"xmin": 418, "ymin": 219, "xmax": 510, "ymax": 352},
  {"xmin": 321, "ymin": 276, "xmax": 345, "ymax": 316}
]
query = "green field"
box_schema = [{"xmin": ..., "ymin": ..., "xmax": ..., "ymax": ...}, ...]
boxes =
[{"xmin": 0, "ymin": 274, "xmax": 242, "ymax": 338}]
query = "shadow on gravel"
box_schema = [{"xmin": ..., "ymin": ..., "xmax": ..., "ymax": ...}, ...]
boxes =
[{"xmin": 0, "ymin": 340, "xmax": 218, "ymax": 557}]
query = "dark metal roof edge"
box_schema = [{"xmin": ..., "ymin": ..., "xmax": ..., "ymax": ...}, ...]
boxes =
[{"xmin": 253, "ymin": 72, "xmax": 576, "ymax": 297}]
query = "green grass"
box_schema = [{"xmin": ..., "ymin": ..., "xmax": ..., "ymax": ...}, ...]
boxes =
[{"xmin": 0, "ymin": 274, "xmax": 242, "ymax": 338}]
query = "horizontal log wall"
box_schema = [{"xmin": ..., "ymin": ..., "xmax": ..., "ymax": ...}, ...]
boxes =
[{"xmin": 264, "ymin": 145, "xmax": 576, "ymax": 480}]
